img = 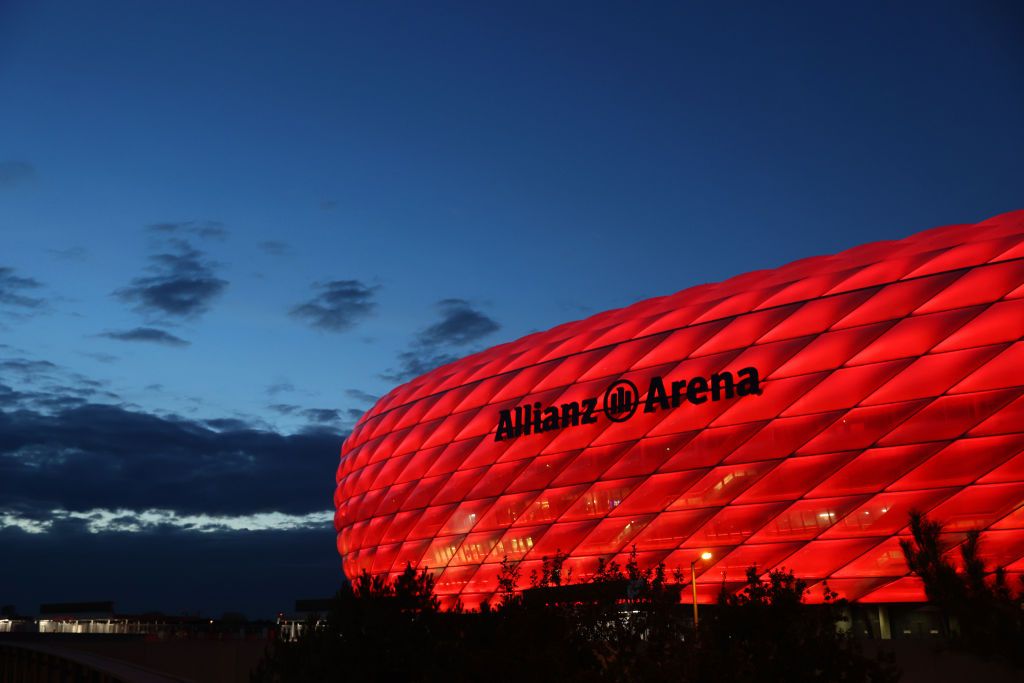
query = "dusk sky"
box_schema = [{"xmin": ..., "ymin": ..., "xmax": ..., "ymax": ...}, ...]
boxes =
[{"xmin": 1, "ymin": 1, "xmax": 1022, "ymax": 618}]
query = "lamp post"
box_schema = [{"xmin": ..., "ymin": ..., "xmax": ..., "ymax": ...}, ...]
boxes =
[{"xmin": 690, "ymin": 551, "xmax": 713, "ymax": 629}]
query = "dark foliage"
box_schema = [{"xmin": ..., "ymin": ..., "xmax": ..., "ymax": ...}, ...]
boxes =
[
  {"xmin": 900, "ymin": 510, "xmax": 1024, "ymax": 663},
  {"xmin": 253, "ymin": 550, "xmax": 899, "ymax": 682}
]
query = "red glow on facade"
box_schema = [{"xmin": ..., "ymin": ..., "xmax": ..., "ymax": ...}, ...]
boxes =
[{"xmin": 336, "ymin": 210, "xmax": 1024, "ymax": 609}]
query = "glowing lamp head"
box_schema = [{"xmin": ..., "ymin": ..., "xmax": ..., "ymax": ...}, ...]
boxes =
[{"xmin": 700, "ymin": 551, "xmax": 713, "ymax": 561}]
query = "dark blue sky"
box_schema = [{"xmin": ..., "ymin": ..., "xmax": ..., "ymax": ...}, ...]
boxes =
[{"xmin": 1, "ymin": 1, "xmax": 1021, "ymax": 617}]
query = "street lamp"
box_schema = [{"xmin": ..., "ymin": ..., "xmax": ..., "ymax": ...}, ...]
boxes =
[{"xmin": 691, "ymin": 551, "xmax": 713, "ymax": 629}]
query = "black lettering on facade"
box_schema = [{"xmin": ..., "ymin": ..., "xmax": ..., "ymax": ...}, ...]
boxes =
[
  {"xmin": 494, "ymin": 366, "xmax": 763, "ymax": 441},
  {"xmin": 710, "ymin": 372, "xmax": 734, "ymax": 401},
  {"xmin": 496, "ymin": 409, "xmax": 515, "ymax": 441},
  {"xmin": 561, "ymin": 402, "xmax": 580, "ymax": 428},
  {"xmin": 645, "ymin": 376, "xmax": 669, "ymax": 413},
  {"xmin": 671, "ymin": 380, "xmax": 686, "ymax": 407},
  {"xmin": 737, "ymin": 366, "xmax": 762, "ymax": 395},
  {"xmin": 687, "ymin": 376, "xmax": 708, "ymax": 404}
]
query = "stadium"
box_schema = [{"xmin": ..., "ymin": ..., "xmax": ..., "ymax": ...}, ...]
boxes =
[{"xmin": 335, "ymin": 210, "xmax": 1024, "ymax": 611}]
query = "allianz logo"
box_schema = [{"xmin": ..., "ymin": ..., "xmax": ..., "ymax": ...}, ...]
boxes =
[{"xmin": 494, "ymin": 366, "xmax": 762, "ymax": 442}]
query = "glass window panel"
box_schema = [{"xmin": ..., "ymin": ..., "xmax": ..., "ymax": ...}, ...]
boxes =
[
  {"xmin": 439, "ymin": 498, "xmax": 498, "ymax": 536},
  {"xmin": 424, "ymin": 438, "xmax": 481, "ymax": 477},
  {"xmin": 473, "ymin": 492, "xmax": 540, "ymax": 530},
  {"xmin": 691, "ymin": 306, "xmax": 798, "ymax": 357},
  {"xmin": 759, "ymin": 289, "xmax": 877, "ymax": 342},
  {"xmin": 525, "ymin": 520, "xmax": 601, "ymax": 559},
  {"xmin": 573, "ymin": 515, "xmax": 655, "ymax": 555},
  {"xmin": 887, "ymin": 434, "xmax": 1024, "ymax": 491},
  {"xmin": 381, "ymin": 510, "xmax": 420, "ymax": 544},
  {"xmin": 420, "ymin": 534, "xmax": 467, "ymax": 569},
  {"xmin": 602, "ymin": 433, "xmax": 698, "ymax": 478},
  {"xmin": 978, "ymin": 449, "xmax": 1024, "ymax": 484},
  {"xmin": 712, "ymin": 372, "xmax": 829, "ymax": 426},
  {"xmin": 848, "ymin": 307, "xmax": 983, "ymax": 365},
  {"xmin": 578, "ymin": 334, "xmax": 668, "ymax": 381},
  {"xmin": 484, "ymin": 525, "xmax": 546, "ymax": 562},
  {"xmin": 783, "ymin": 359, "xmax": 912, "ymax": 416},
  {"xmin": 772, "ymin": 322, "xmax": 893, "ymax": 379},
  {"xmin": 560, "ymin": 478, "xmax": 645, "ymax": 520},
  {"xmin": 819, "ymin": 489, "xmax": 956, "ymax": 539},
  {"xmin": 431, "ymin": 467, "xmax": 488, "ymax": 505},
  {"xmin": 513, "ymin": 485, "xmax": 590, "ymax": 526},
  {"xmin": 832, "ymin": 537, "xmax": 910, "ymax": 578},
  {"xmin": 807, "ymin": 443, "xmax": 945, "ymax": 498},
  {"xmin": 825, "ymin": 253, "xmax": 936, "ymax": 295},
  {"xmin": 735, "ymin": 452, "xmax": 856, "ymax": 503},
  {"xmin": 465, "ymin": 460, "xmax": 529, "ymax": 498},
  {"xmin": 725, "ymin": 410, "xmax": 845, "ymax": 463},
  {"xmin": 631, "ymin": 508, "xmax": 719, "ymax": 550},
  {"xmin": 633, "ymin": 320, "xmax": 728, "ymax": 369},
  {"xmin": 683, "ymin": 502, "xmax": 789, "ymax": 547},
  {"xmin": 914, "ymin": 258, "xmax": 1024, "ymax": 312},
  {"xmin": 658, "ymin": 422, "xmax": 767, "ymax": 471},
  {"xmin": 928, "ymin": 484, "xmax": 1024, "ymax": 532},
  {"xmin": 506, "ymin": 452, "xmax": 577, "ymax": 493},
  {"xmin": 407, "ymin": 504, "xmax": 458, "ymax": 540},
  {"xmin": 668, "ymin": 462, "xmax": 774, "ymax": 509},
  {"xmin": 773, "ymin": 538, "xmax": 882, "ymax": 579},
  {"xmin": 968, "ymin": 391, "xmax": 1024, "ymax": 438},
  {"xmin": 448, "ymin": 530, "xmax": 505, "ymax": 566},
  {"xmin": 691, "ymin": 288, "xmax": 783, "ymax": 325},
  {"xmin": 396, "ymin": 447, "xmax": 444, "ymax": 484},
  {"xmin": 878, "ymin": 389, "xmax": 1019, "ymax": 446},
  {"xmin": 611, "ymin": 469, "xmax": 710, "ymax": 516},
  {"xmin": 704, "ymin": 543, "xmax": 802, "ymax": 581},
  {"xmin": 858, "ymin": 576, "xmax": 927, "ymax": 603},
  {"xmin": 799, "ymin": 400, "xmax": 929, "ymax": 454},
  {"xmin": 949, "ymin": 342, "xmax": 1024, "ymax": 394},
  {"xmin": 747, "ymin": 495, "xmax": 868, "ymax": 542},
  {"xmin": 552, "ymin": 444, "xmax": 633, "ymax": 485},
  {"xmin": 862, "ymin": 345, "xmax": 1003, "ymax": 405},
  {"xmin": 935, "ymin": 299, "xmax": 1024, "ymax": 352},
  {"xmin": 831, "ymin": 272, "xmax": 961, "ymax": 329},
  {"xmin": 434, "ymin": 564, "xmax": 480, "ymax": 595}
]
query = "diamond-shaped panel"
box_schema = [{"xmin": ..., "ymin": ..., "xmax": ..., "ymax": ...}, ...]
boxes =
[{"xmin": 336, "ymin": 210, "xmax": 1024, "ymax": 606}]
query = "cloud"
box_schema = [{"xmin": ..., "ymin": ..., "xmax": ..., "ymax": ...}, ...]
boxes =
[
  {"xmin": 258, "ymin": 241, "xmax": 289, "ymax": 256},
  {"xmin": 147, "ymin": 221, "xmax": 228, "ymax": 240},
  {"xmin": 302, "ymin": 408, "xmax": 341, "ymax": 424},
  {"xmin": 99, "ymin": 327, "xmax": 190, "ymax": 347},
  {"xmin": 81, "ymin": 352, "xmax": 119, "ymax": 364},
  {"xmin": 266, "ymin": 382, "xmax": 295, "ymax": 396},
  {"xmin": 0, "ymin": 508, "xmax": 332, "ymax": 535},
  {"xmin": 0, "ymin": 161, "xmax": 35, "ymax": 188},
  {"xmin": 116, "ymin": 240, "xmax": 228, "ymax": 319},
  {"xmin": 418, "ymin": 298, "xmax": 501, "ymax": 347},
  {"xmin": 382, "ymin": 299, "xmax": 500, "ymax": 382},
  {"xmin": 345, "ymin": 389, "xmax": 379, "ymax": 404},
  {"xmin": 0, "ymin": 402, "xmax": 343, "ymax": 518},
  {"xmin": 0, "ymin": 266, "xmax": 45, "ymax": 310},
  {"xmin": 47, "ymin": 246, "xmax": 88, "ymax": 261},
  {"xmin": 290, "ymin": 280, "xmax": 377, "ymax": 332}
]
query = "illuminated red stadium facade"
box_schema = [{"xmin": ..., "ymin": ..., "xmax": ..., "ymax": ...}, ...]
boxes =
[{"xmin": 335, "ymin": 210, "xmax": 1024, "ymax": 610}]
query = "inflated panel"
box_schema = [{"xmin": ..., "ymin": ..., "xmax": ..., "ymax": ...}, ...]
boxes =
[{"xmin": 336, "ymin": 211, "xmax": 1024, "ymax": 607}]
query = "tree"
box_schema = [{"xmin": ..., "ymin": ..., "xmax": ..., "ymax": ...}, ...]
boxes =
[{"xmin": 900, "ymin": 511, "xmax": 1024, "ymax": 663}]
